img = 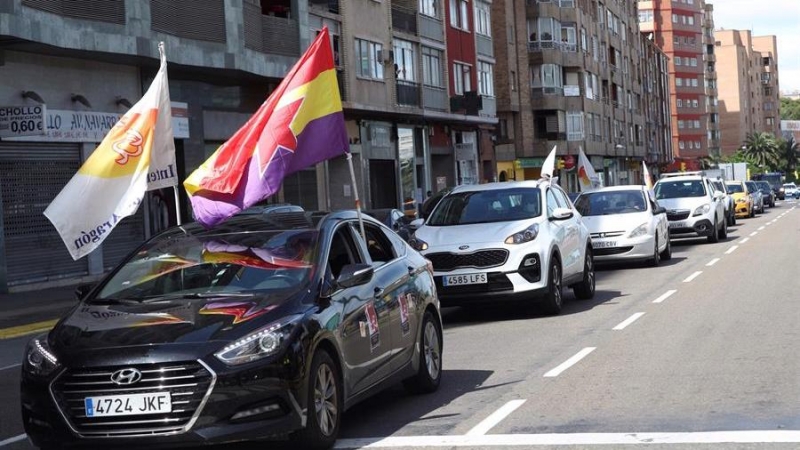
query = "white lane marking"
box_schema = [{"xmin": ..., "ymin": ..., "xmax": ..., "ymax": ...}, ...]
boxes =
[
  {"xmin": 683, "ymin": 271, "xmax": 702, "ymax": 283},
  {"xmin": 706, "ymin": 258, "xmax": 720, "ymax": 267},
  {"xmin": 613, "ymin": 312, "xmax": 645, "ymax": 331},
  {"xmin": 758, "ymin": 226, "xmax": 766, "ymax": 230},
  {"xmin": 740, "ymin": 237, "xmax": 750, "ymax": 244},
  {"xmin": 749, "ymin": 232, "xmax": 758, "ymax": 236},
  {"xmin": 544, "ymin": 347, "xmax": 596, "ymax": 378},
  {"xmin": 0, "ymin": 434, "xmax": 26, "ymax": 447},
  {"xmin": 0, "ymin": 363, "xmax": 20, "ymax": 372},
  {"xmin": 652, "ymin": 290, "xmax": 677, "ymax": 304},
  {"xmin": 465, "ymin": 400, "xmax": 527, "ymax": 436},
  {"xmin": 334, "ymin": 431, "xmax": 800, "ymax": 448},
  {"xmin": 726, "ymin": 245, "xmax": 739, "ymax": 254}
]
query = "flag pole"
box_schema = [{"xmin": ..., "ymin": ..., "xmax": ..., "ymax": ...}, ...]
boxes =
[
  {"xmin": 346, "ymin": 152, "xmax": 365, "ymax": 239},
  {"xmin": 173, "ymin": 185, "xmax": 182, "ymax": 226}
]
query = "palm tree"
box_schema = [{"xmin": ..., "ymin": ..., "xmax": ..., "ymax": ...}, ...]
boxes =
[
  {"xmin": 777, "ymin": 136, "xmax": 799, "ymax": 181},
  {"xmin": 742, "ymin": 132, "xmax": 779, "ymax": 170}
]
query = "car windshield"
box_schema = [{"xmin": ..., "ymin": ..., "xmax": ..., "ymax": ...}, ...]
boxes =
[
  {"xmin": 757, "ymin": 182, "xmax": 771, "ymax": 190},
  {"xmin": 95, "ymin": 230, "xmax": 317, "ymax": 301},
  {"xmin": 783, "ymin": 184, "xmax": 796, "ymax": 188},
  {"xmin": 427, "ymin": 187, "xmax": 542, "ymax": 225},
  {"xmin": 746, "ymin": 182, "xmax": 759, "ymax": 192},
  {"xmin": 574, "ymin": 190, "xmax": 647, "ymax": 216},
  {"xmin": 726, "ymin": 183, "xmax": 744, "ymax": 194},
  {"xmin": 655, "ymin": 180, "xmax": 706, "ymax": 199}
]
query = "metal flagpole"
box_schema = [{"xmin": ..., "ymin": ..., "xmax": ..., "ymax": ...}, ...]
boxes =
[
  {"xmin": 173, "ymin": 185, "xmax": 183, "ymax": 226},
  {"xmin": 346, "ymin": 152, "xmax": 365, "ymax": 239}
]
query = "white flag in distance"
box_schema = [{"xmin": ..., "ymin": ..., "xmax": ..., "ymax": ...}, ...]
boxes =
[
  {"xmin": 577, "ymin": 147, "xmax": 600, "ymax": 191},
  {"xmin": 643, "ymin": 161, "xmax": 654, "ymax": 191},
  {"xmin": 44, "ymin": 43, "xmax": 176, "ymax": 260},
  {"xmin": 541, "ymin": 145, "xmax": 557, "ymax": 179}
]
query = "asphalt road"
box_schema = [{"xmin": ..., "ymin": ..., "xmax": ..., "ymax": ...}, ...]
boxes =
[{"xmin": 1, "ymin": 200, "xmax": 798, "ymax": 450}]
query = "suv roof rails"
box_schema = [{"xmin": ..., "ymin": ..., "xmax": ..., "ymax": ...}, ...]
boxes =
[{"xmin": 659, "ymin": 171, "xmax": 705, "ymax": 179}]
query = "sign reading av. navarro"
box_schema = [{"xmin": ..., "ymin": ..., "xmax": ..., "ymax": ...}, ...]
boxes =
[{"xmin": 0, "ymin": 105, "xmax": 47, "ymax": 138}]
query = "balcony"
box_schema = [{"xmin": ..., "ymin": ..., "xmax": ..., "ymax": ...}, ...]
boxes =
[
  {"xmin": 422, "ymin": 85, "xmax": 447, "ymax": 111},
  {"xmin": 309, "ymin": 0, "xmax": 339, "ymax": 14},
  {"xmin": 450, "ymin": 91, "xmax": 483, "ymax": 115},
  {"xmin": 477, "ymin": 34, "xmax": 494, "ymax": 58},
  {"xmin": 479, "ymin": 96, "xmax": 496, "ymax": 117},
  {"xmin": 419, "ymin": 14, "xmax": 444, "ymax": 42},
  {"xmin": 392, "ymin": 5, "xmax": 417, "ymax": 35},
  {"xmin": 244, "ymin": 3, "xmax": 300, "ymax": 56},
  {"xmin": 397, "ymin": 80, "xmax": 421, "ymax": 107},
  {"xmin": 23, "ymin": 0, "xmax": 126, "ymax": 24},
  {"xmin": 337, "ymin": 69, "xmax": 347, "ymax": 101}
]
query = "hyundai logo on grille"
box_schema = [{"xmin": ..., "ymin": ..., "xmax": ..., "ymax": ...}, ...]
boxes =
[
  {"xmin": 110, "ymin": 368, "xmax": 142, "ymax": 385},
  {"xmin": 458, "ymin": 245, "xmax": 470, "ymax": 250}
]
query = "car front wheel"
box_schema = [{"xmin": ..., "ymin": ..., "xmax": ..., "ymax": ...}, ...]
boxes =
[
  {"xmin": 403, "ymin": 310, "xmax": 442, "ymax": 394},
  {"xmin": 660, "ymin": 231, "xmax": 672, "ymax": 260},
  {"xmin": 573, "ymin": 247, "xmax": 595, "ymax": 300},
  {"xmin": 541, "ymin": 257, "xmax": 563, "ymax": 315},
  {"xmin": 292, "ymin": 350, "xmax": 342, "ymax": 450}
]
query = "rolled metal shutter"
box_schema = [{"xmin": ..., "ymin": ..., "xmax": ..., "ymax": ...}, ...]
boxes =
[
  {"xmin": 101, "ymin": 207, "xmax": 146, "ymax": 270},
  {"xmin": 0, "ymin": 143, "xmax": 89, "ymax": 286}
]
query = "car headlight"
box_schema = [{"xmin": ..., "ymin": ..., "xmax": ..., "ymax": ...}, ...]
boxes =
[
  {"xmin": 215, "ymin": 316, "xmax": 301, "ymax": 366},
  {"xmin": 779, "ymin": 188, "xmax": 785, "ymax": 192},
  {"xmin": 505, "ymin": 223, "xmax": 539, "ymax": 244},
  {"xmin": 628, "ymin": 222, "xmax": 649, "ymax": 238},
  {"xmin": 24, "ymin": 336, "xmax": 60, "ymax": 377},
  {"xmin": 408, "ymin": 237, "xmax": 428, "ymax": 251},
  {"xmin": 692, "ymin": 204, "xmax": 711, "ymax": 216}
]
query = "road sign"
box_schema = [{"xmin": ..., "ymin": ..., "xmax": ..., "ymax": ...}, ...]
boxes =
[{"xmin": 0, "ymin": 105, "xmax": 47, "ymax": 138}]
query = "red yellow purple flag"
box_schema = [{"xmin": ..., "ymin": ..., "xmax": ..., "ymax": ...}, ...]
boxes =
[{"xmin": 184, "ymin": 27, "xmax": 348, "ymax": 227}]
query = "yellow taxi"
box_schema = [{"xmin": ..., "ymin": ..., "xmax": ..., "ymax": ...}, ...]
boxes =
[{"xmin": 725, "ymin": 180, "xmax": 754, "ymax": 218}]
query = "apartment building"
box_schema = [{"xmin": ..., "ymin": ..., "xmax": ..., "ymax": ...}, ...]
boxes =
[
  {"xmin": 639, "ymin": 0, "xmax": 709, "ymax": 164},
  {"xmin": 0, "ymin": 0, "xmax": 497, "ymax": 291},
  {"xmin": 493, "ymin": 0, "xmax": 670, "ymax": 190},
  {"xmin": 702, "ymin": 1, "xmax": 720, "ymax": 157},
  {"xmin": 714, "ymin": 30, "xmax": 780, "ymax": 155}
]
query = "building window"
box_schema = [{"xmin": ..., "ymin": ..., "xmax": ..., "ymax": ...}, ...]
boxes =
[
  {"xmin": 677, "ymin": 98, "xmax": 683, "ymax": 107},
  {"xmin": 679, "ymin": 141, "xmax": 685, "ymax": 150},
  {"xmin": 355, "ymin": 39, "xmax": 384, "ymax": 80},
  {"xmin": 449, "ymin": 0, "xmax": 469, "ymax": 30},
  {"xmin": 422, "ymin": 46, "xmax": 444, "ymax": 87},
  {"xmin": 454, "ymin": 62, "xmax": 471, "ymax": 94},
  {"xmin": 475, "ymin": 0, "xmax": 491, "ymax": 37},
  {"xmin": 393, "ymin": 39, "xmax": 416, "ymax": 81},
  {"xmin": 766, "ymin": 117, "xmax": 775, "ymax": 126},
  {"xmin": 675, "ymin": 56, "xmax": 682, "ymax": 66},
  {"xmin": 693, "ymin": 120, "xmax": 700, "ymax": 129},
  {"xmin": 672, "ymin": 13, "xmax": 678, "ymax": 23},
  {"xmin": 531, "ymin": 64, "xmax": 563, "ymax": 88},
  {"xmin": 420, "ymin": 0, "xmax": 438, "ymax": 18},
  {"xmin": 678, "ymin": 120, "xmax": 685, "ymax": 129},
  {"xmin": 478, "ymin": 61, "xmax": 494, "ymax": 96},
  {"xmin": 580, "ymin": 28, "xmax": 587, "ymax": 51},
  {"xmin": 638, "ymin": 10, "xmax": 653, "ymax": 23},
  {"xmin": 567, "ymin": 112, "xmax": 584, "ymax": 141}
]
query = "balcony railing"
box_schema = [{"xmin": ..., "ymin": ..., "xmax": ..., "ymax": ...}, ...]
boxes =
[
  {"xmin": 479, "ymin": 96, "xmax": 496, "ymax": 117},
  {"xmin": 244, "ymin": 2, "xmax": 300, "ymax": 56},
  {"xmin": 396, "ymin": 80, "xmax": 421, "ymax": 106},
  {"xmin": 477, "ymin": 34, "xmax": 494, "ymax": 57},
  {"xmin": 309, "ymin": 0, "xmax": 339, "ymax": 13},
  {"xmin": 392, "ymin": 6, "xmax": 417, "ymax": 34},
  {"xmin": 527, "ymin": 40, "xmax": 577, "ymax": 53},
  {"xmin": 422, "ymin": 85, "xmax": 447, "ymax": 111},
  {"xmin": 419, "ymin": 14, "xmax": 444, "ymax": 42}
]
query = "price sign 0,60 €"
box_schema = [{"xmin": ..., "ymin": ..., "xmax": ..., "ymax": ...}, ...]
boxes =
[{"xmin": 0, "ymin": 105, "xmax": 46, "ymax": 138}]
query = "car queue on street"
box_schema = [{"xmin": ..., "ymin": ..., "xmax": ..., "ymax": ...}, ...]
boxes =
[{"xmin": 18, "ymin": 171, "xmax": 792, "ymax": 450}]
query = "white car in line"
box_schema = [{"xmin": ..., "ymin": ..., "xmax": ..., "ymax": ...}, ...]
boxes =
[
  {"xmin": 409, "ymin": 179, "xmax": 595, "ymax": 315},
  {"xmin": 654, "ymin": 172, "xmax": 728, "ymax": 243},
  {"xmin": 783, "ymin": 183, "xmax": 799, "ymax": 199},
  {"xmin": 574, "ymin": 185, "xmax": 672, "ymax": 266}
]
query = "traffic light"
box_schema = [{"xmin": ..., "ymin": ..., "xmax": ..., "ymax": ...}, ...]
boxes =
[
  {"xmin": 556, "ymin": 157, "xmax": 565, "ymax": 169},
  {"xmin": 680, "ymin": 162, "xmax": 687, "ymax": 172}
]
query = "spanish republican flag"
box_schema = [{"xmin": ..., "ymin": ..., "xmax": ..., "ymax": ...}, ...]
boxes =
[
  {"xmin": 184, "ymin": 27, "xmax": 349, "ymax": 228},
  {"xmin": 44, "ymin": 43, "xmax": 176, "ymax": 260}
]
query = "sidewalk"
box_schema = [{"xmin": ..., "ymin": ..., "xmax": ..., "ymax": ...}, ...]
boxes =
[{"xmin": 0, "ymin": 285, "xmax": 78, "ymax": 330}]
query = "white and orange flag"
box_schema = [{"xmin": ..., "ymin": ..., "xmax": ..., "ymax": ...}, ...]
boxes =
[
  {"xmin": 642, "ymin": 161, "xmax": 654, "ymax": 191},
  {"xmin": 45, "ymin": 43, "xmax": 176, "ymax": 260},
  {"xmin": 577, "ymin": 146, "xmax": 600, "ymax": 192}
]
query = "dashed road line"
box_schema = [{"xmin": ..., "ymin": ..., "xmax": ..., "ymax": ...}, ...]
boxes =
[
  {"xmin": 749, "ymin": 231, "xmax": 758, "ymax": 236},
  {"xmin": 613, "ymin": 313, "xmax": 645, "ymax": 331},
  {"xmin": 544, "ymin": 347, "xmax": 596, "ymax": 378},
  {"xmin": 465, "ymin": 400, "xmax": 527, "ymax": 436},
  {"xmin": 0, "ymin": 363, "xmax": 20, "ymax": 372},
  {"xmin": 706, "ymin": 258, "xmax": 720, "ymax": 266},
  {"xmin": 740, "ymin": 237, "xmax": 750, "ymax": 244},
  {"xmin": 758, "ymin": 226, "xmax": 766, "ymax": 230},
  {"xmin": 683, "ymin": 271, "xmax": 702, "ymax": 283},
  {"xmin": 652, "ymin": 290, "xmax": 677, "ymax": 304},
  {"xmin": 726, "ymin": 245, "xmax": 739, "ymax": 254}
]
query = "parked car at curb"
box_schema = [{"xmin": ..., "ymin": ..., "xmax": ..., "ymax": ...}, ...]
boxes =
[
  {"xmin": 21, "ymin": 211, "xmax": 442, "ymax": 450},
  {"xmin": 409, "ymin": 179, "xmax": 595, "ymax": 315},
  {"xmin": 711, "ymin": 180, "xmax": 736, "ymax": 226},
  {"xmin": 654, "ymin": 172, "xmax": 727, "ymax": 243},
  {"xmin": 364, "ymin": 208, "xmax": 415, "ymax": 241},
  {"xmin": 574, "ymin": 185, "xmax": 672, "ymax": 267},
  {"xmin": 745, "ymin": 181, "xmax": 765, "ymax": 214},
  {"xmin": 725, "ymin": 180, "xmax": 755, "ymax": 219},
  {"xmin": 755, "ymin": 181, "xmax": 776, "ymax": 208}
]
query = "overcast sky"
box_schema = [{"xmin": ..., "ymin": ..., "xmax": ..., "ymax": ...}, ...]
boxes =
[{"xmin": 710, "ymin": 0, "xmax": 800, "ymax": 93}]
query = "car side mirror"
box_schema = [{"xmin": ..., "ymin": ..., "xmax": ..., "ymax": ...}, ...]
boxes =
[
  {"xmin": 713, "ymin": 192, "xmax": 724, "ymax": 200},
  {"xmin": 549, "ymin": 207, "xmax": 574, "ymax": 221},
  {"xmin": 409, "ymin": 218, "xmax": 424, "ymax": 230},
  {"xmin": 336, "ymin": 264, "xmax": 374, "ymax": 289},
  {"xmin": 653, "ymin": 206, "xmax": 667, "ymax": 215},
  {"xmin": 74, "ymin": 282, "xmax": 96, "ymax": 301}
]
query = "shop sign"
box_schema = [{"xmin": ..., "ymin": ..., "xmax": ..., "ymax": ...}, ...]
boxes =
[
  {"xmin": 0, "ymin": 105, "xmax": 46, "ymax": 138},
  {"xmin": 515, "ymin": 157, "xmax": 546, "ymax": 169}
]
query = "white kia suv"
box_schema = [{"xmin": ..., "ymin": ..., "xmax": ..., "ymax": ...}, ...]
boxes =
[
  {"xmin": 409, "ymin": 179, "xmax": 595, "ymax": 315},
  {"xmin": 654, "ymin": 172, "xmax": 728, "ymax": 243}
]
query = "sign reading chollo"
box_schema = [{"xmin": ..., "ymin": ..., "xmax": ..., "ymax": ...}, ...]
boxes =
[{"xmin": 0, "ymin": 105, "xmax": 47, "ymax": 138}]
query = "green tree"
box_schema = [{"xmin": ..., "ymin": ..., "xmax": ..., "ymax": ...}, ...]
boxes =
[
  {"xmin": 742, "ymin": 132, "xmax": 779, "ymax": 171},
  {"xmin": 775, "ymin": 136, "xmax": 799, "ymax": 181},
  {"xmin": 780, "ymin": 97, "xmax": 800, "ymax": 121}
]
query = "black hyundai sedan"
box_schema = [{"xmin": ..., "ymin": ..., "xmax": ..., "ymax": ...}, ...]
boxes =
[{"xmin": 21, "ymin": 211, "xmax": 442, "ymax": 449}]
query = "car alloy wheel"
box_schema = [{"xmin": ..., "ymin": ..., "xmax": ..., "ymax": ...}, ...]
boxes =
[
  {"xmin": 542, "ymin": 258, "xmax": 563, "ymax": 315},
  {"xmin": 314, "ymin": 363, "xmax": 338, "ymax": 437},
  {"xmin": 403, "ymin": 311, "xmax": 442, "ymax": 394},
  {"xmin": 573, "ymin": 248, "xmax": 595, "ymax": 300},
  {"xmin": 292, "ymin": 351, "xmax": 341, "ymax": 449},
  {"xmin": 660, "ymin": 231, "xmax": 672, "ymax": 260},
  {"xmin": 708, "ymin": 217, "xmax": 720, "ymax": 243},
  {"xmin": 650, "ymin": 235, "xmax": 660, "ymax": 267}
]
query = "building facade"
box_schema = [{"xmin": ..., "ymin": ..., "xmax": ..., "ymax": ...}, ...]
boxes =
[
  {"xmin": 639, "ymin": 0, "xmax": 708, "ymax": 163},
  {"xmin": 701, "ymin": 1, "xmax": 720, "ymax": 158},
  {"xmin": 492, "ymin": 0, "xmax": 671, "ymax": 190},
  {"xmin": 714, "ymin": 30, "xmax": 781, "ymax": 155}
]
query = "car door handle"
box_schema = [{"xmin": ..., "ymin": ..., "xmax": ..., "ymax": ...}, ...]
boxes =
[
  {"xmin": 407, "ymin": 266, "xmax": 416, "ymax": 275},
  {"xmin": 374, "ymin": 286, "xmax": 383, "ymax": 297}
]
